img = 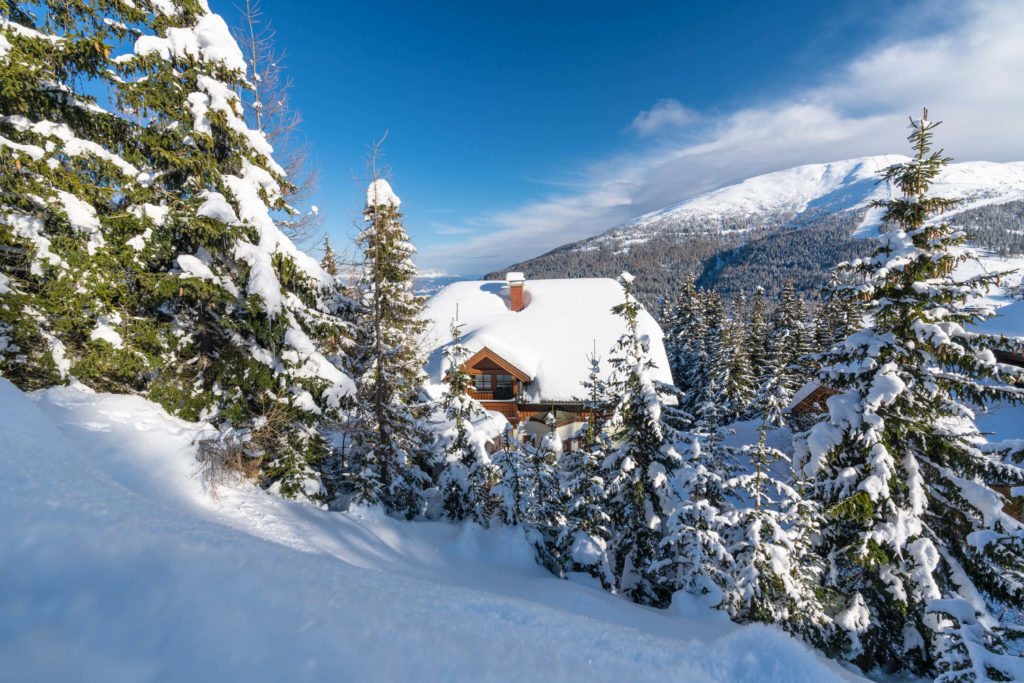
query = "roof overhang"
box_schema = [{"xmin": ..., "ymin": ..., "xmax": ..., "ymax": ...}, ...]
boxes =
[{"xmin": 462, "ymin": 347, "xmax": 531, "ymax": 382}]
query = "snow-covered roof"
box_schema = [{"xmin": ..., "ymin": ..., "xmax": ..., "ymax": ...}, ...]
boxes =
[
  {"xmin": 422, "ymin": 278, "xmax": 673, "ymax": 403},
  {"xmin": 786, "ymin": 380, "xmax": 823, "ymax": 413}
]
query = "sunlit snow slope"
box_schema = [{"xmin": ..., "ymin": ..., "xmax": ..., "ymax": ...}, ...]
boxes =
[
  {"xmin": 602, "ymin": 156, "xmax": 1024, "ymax": 244},
  {"xmin": 0, "ymin": 379, "xmax": 866, "ymax": 682}
]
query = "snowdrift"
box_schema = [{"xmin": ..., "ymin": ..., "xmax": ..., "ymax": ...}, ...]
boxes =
[{"xmin": 0, "ymin": 379, "xmax": 865, "ymax": 682}]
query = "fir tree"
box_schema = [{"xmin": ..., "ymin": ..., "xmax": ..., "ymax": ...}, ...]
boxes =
[
  {"xmin": 0, "ymin": 0, "xmax": 152, "ymax": 391},
  {"xmin": 724, "ymin": 411, "xmax": 824, "ymax": 628},
  {"xmin": 531, "ymin": 411, "xmax": 568, "ymax": 574},
  {"xmin": 746, "ymin": 287, "xmax": 771, "ymax": 372},
  {"xmin": 601, "ymin": 272, "xmax": 681, "ymax": 606},
  {"xmin": 491, "ymin": 427, "xmax": 531, "ymax": 527},
  {"xmin": 345, "ymin": 171, "xmax": 433, "ymax": 516},
  {"xmin": 436, "ymin": 320, "xmax": 488, "ymax": 522},
  {"xmin": 321, "ymin": 236, "xmax": 340, "ymax": 277},
  {"xmin": 664, "ymin": 276, "xmax": 707, "ymax": 416},
  {"xmin": 116, "ymin": 2, "xmax": 353, "ymax": 500},
  {"xmin": 654, "ymin": 392, "xmax": 735, "ymax": 606},
  {"xmin": 1, "ymin": 1, "xmax": 355, "ymax": 501},
  {"xmin": 794, "ymin": 110, "xmax": 1024, "ymax": 679},
  {"xmin": 714, "ymin": 297, "xmax": 755, "ymax": 421},
  {"xmin": 556, "ymin": 354, "xmax": 613, "ymax": 582}
]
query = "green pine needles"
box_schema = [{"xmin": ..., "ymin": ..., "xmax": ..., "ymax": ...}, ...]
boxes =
[
  {"xmin": 794, "ymin": 110, "xmax": 1024, "ymax": 679},
  {"xmin": 1, "ymin": 1, "xmax": 355, "ymax": 501}
]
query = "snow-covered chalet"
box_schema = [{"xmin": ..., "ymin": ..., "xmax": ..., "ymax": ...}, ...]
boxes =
[{"xmin": 423, "ymin": 273, "xmax": 673, "ymax": 449}]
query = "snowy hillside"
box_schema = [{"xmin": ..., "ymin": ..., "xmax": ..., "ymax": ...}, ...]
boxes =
[
  {"xmin": 598, "ymin": 156, "xmax": 1024, "ymax": 245},
  {"xmin": 0, "ymin": 379, "xmax": 866, "ymax": 682}
]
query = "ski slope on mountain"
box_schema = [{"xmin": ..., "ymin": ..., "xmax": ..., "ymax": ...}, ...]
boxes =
[{"xmin": 0, "ymin": 379, "xmax": 866, "ymax": 682}]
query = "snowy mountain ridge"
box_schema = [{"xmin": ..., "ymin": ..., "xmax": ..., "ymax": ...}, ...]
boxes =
[{"xmin": 587, "ymin": 155, "xmax": 1024, "ymax": 249}]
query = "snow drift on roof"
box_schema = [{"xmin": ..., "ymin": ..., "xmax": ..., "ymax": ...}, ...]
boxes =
[{"xmin": 422, "ymin": 278, "xmax": 672, "ymax": 403}]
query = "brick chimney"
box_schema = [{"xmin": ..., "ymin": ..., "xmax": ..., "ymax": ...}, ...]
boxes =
[{"xmin": 506, "ymin": 272, "xmax": 526, "ymax": 312}]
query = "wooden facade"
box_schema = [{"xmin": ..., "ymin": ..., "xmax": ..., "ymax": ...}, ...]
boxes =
[{"xmin": 456, "ymin": 347, "xmax": 601, "ymax": 448}]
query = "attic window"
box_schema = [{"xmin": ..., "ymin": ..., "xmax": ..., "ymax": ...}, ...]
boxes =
[{"xmin": 473, "ymin": 374, "xmax": 492, "ymax": 391}]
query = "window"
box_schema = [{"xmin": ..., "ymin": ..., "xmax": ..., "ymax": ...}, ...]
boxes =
[
  {"xmin": 473, "ymin": 374, "xmax": 492, "ymax": 391},
  {"xmin": 495, "ymin": 374, "xmax": 513, "ymax": 399}
]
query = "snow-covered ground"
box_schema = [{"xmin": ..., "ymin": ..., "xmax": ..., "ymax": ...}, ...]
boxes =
[{"xmin": 0, "ymin": 379, "xmax": 867, "ymax": 682}]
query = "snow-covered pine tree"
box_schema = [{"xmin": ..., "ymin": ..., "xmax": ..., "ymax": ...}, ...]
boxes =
[
  {"xmin": 690, "ymin": 287, "xmax": 726, "ymax": 425},
  {"xmin": 746, "ymin": 287, "xmax": 771, "ymax": 373},
  {"xmin": 321, "ymin": 236, "xmax": 340, "ymax": 277},
  {"xmin": 793, "ymin": 110, "xmax": 1024, "ymax": 679},
  {"xmin": 557, "ymin": 353, "xmax": 614, "ymax": 582},
  {"xmin": 108, "ymin": 1, "xmax": 355, "ymax": 501},
  {"xmin": 724, "ymin": 411, "xmax": 821, "ymax": 626},
  {"xmin": 663, "ymin": 276, "xmax": 708, "ymax": 416},
  {"xmin": 531, "ymin": 411, "xmax": 569, "ymax": 574},
  {"xmin": 491, "ymin": 426, "xmax": 531, "ymax": 527},
  {"xmin": 345, "ymin": 172, "xmax": 433, "ymax": 516},
  {"xmin": 815, "ymin": 270, "xmax": 865, "ymax": 353},
  {"xmin": 653, "ymin": 381, "xmax": 735, "ymax": 607},
  {"xmin": 601, "ymin": 271, "xmax": 682, "ymax": 606},
  {"xmin": 0, "ymin": 0, "xmax": 154, "ymax": 391},
  {"xmin": 662, "ymin": 275, "xmax": 693, "ymax": 389},
  {"xmin": 1, "ymin": 1, "xmax": 354, "ymax": 500},
  {"xmin": 790, "ymin": 293, "xmax": 821, "ymax": 384},
  {"xmin": 714, "ymin": 296, "xmax": 755, "ymax": 421},
  {"xmin": 436, "ymin": 320, "xmax": 488, "ymax": 522}
]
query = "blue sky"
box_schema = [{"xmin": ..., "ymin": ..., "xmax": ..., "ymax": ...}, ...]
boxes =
[{"xmin": 209, "ymin": 0, "xmax": 1024, "ymax": 277}]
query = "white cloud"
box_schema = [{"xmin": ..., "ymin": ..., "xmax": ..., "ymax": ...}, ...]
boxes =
[
  {"xmin": 418, "ymin": 0, "xmax": 1024, "ymax": 276},
  {"xmin": 628, "ymin": 99, "xmax": 697, "ymax": 136},
  {"xmin": 432, "ymin": 223, "xmax": 476, "ymax": 235}
]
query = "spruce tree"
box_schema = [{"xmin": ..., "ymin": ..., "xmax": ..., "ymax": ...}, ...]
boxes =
[
  {"xmin": 2, "ymin": 1, "xmax": 355, "ymax": 501},
  {"xmin": 491, "ymin": 427, "xmax": 531, "ymax": 527},
  {"xmin": 601, "ymin": 272, "xmax": 681, "ymax": 605},
  {"xmin": 320, "ymin": 236, "xmax": 340, "ymax": 277},
  {"xmin": 793, "ymin": 110, "xmax": 1024, "ymax": 679},
  {"xmin": 557, "ymin": 354, "xmax": 613, "ymax": 582},
  {"xmin": 746, "ymin": 287, "xmax": 770, "ymax": 373},
  {"xmin": 345, "ymin": 174, "xmax": 433, "ymax": 516},
  {"xmin": 0, "ymin": 0, "xmax": 152, "ymax": 390},
  {"xmin": 532, "ymin": 411, "xmax": 568, "ymax": 574},
  {"xmin": 714, "ymin": 298, "xmax": 755, "ymax": 421},
  {"xmin": 724, "ymin": 412, "xmax": 824, "ymax": 628},
  {"xmin": 436, "ymin": 320, "xmax": 488, "ymax": 522},
  {"xmin": 114, "ymin": 2, "xmax": 354, "ymax": 500}
]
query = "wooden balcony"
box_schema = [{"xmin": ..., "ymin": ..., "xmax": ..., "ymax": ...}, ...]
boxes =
[{"xmin": 481, "ymin": 401, "xmax": 520, "ymax": 422}]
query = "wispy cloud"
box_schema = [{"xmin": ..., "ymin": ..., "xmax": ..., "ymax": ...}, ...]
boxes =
[
  {"xmin": 628, "ymin": 99, "xmax": 698, "ymax": 136},
  {"xmin": 418, "ymin": 0, "xmax": 1024, "ymax": 276},
  {"xmin": 432, "ymin": 223, "xmax": 476, "ymax": 235}
]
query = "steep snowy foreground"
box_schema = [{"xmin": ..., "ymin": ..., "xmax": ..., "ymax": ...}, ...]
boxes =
[
  {"xmin": 0, "ymin": 379, "xmax": 866, "ymax": 682},
  {"xmin": 0, "ymin": 378, "xmax": 872, "ymax": 683}
]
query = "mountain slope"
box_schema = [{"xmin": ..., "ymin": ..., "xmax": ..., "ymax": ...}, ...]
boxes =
[{"xmin": 488, "ymin": 157, "xmax": 1024, "ymax": 311}]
